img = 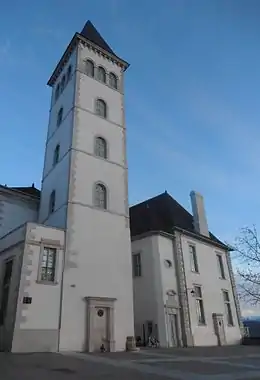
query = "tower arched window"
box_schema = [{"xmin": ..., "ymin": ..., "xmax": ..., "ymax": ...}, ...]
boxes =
[
  {"xmin": 95, "ymin": 137, "xmax": 107, "ymax": 159},
  {"xmin": 49, "ymin": 190, "xmax": 56, "ymax": 214},
  {"xmin": 55, "ymin": 84, "xmax": 60, "ymax": 101},
  {"xmin": 97, "ymin": 66, "xmax": 106, "ymax": 83},
  {"xmin": 94, "ymin": 183, "xmax": 107, "ymax": 209},
  {"xmin": 53, "ymin": 144, "xmax": 60, "ymax": 166},
  {"xmin": 60, "ymin": 75, "xmax": 66, "ymax": 92},
  {"xmin": 86, "ymin": 60, "xmax": 94, "ymax": 77},
  {"xmin": 67, "ymin": 65, "xmax": 72, "ymax": 83},
  {"xmin": 57, "ymin": 107, "xmax": 63, "ymax": 127},
  {"xmin": 96, "ymin": 99, "xmax": 107, "ymax": 118},
  {"xmin": 109, "ymin": 72, "xmax": 118, "ymax": 89}
]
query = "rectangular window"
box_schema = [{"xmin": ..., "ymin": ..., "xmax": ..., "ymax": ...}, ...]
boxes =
[
  {"xmin": 40, "ymin": 247, "xmax": 57, "ymax": 282},
  {"xmin": 223, "ymin": 290, "xmax": 234, "ymax": 326},
  {"xmin": 194, "ymin": 285, "xmax": 206, "ymax": 324},
  {"xmin": 217, "ymin": 254, "xmax": 225, "ymax": 279},
  {"xmin": 189, "ymin": 245, "xmax": 199, "ymax": 273},
  {"xmin": 132, "ymin": 253, "xmax": 142, "ymax": 277}
]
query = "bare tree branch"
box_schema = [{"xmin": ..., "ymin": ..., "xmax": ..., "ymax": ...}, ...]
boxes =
[{"xmin": 233, "ymin": 226, "xmax": 260, "ymax": 306}]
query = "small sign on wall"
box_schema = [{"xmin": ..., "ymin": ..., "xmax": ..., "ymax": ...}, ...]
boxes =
[{"xmin": 23, "ymin": 297, "xmax": 32, "ymax": 304}]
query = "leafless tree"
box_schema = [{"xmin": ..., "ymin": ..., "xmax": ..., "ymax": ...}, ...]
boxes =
[{"xmin": 233, "ymin": 226, "xmax": 260, "ymax": 306}]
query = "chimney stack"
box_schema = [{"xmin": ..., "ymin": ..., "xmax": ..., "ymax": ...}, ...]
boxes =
[{"xmin": 190, "ymin": 191, "xmax": 209, "ymax": 237}]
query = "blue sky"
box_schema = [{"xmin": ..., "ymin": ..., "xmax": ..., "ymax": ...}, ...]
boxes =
[{"xmin": 1, "ymin": 0, "xmax": 260, "ymax": 248}]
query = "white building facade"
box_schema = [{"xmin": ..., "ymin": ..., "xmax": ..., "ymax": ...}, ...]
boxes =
[
  {"xmin": 0, "ymin": 21, "xmax": 134, "ymax": 353},
  {"xmin": 130, "ymin": 191, "xmax": 243, "ymax": 347}
]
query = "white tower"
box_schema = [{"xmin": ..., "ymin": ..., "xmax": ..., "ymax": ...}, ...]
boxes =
[{"xmin": 39, "ymin": 21, "xmax": 134, "ymax": 351}]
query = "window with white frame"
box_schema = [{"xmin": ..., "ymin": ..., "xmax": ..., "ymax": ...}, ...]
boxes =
[
  {"xmin": 223, "ymin": 290, "xmax": 234, "ymax": 326},
  {"xmin": 109, "ymin": 72, "xmax": 117, "ymax": 89},
  {"xmin": 194, "ymin": 285, "xmax": 206, "ymax": 324},
  {"xmin": 67, "ymin": 65, "xmax": 72, "ymax": 83},
  {"xmin": 95, "ymin": 137, "xmax": 107, "ymax": 159},
  {"xmin": 40, "ymin": 247, "xmax": 57, "ymax": 282},
  {"xmin": 60, "ymin": 75, "xmax": 66, "ymax": 92},
  {"xmin": 189, "ymin": 245, "xmax": 199, "ymax": 273},
  {"xmin": 49, "ymin": 190, "xmax": 56, "ymax": 214},
  {"xmin": 53, "ymin": 144, "xmax": 60, "ymax": 167},
  {"xmin": 97, "ymin": 66, "xmax": 106, "ymax": 83},
  {"xmin": 86, "ymin": 59, "xmax": 94, "ymax": 77},
  {"xmin": 132, "ymin": 253, "xmax": 142, "ymax": 277},
  {"xmin": 94, "ymin": 183, "xmax": 107, "ymax": 209},
  {"xmin": 96, "ymin": 99, "xmax": 107, "ymax": 118},
  {"xmin": 217, "ymin": 254, "xmax": 225, "ymax": 279},
  {"xmin": 57, "ymin": 107, "xmax": 63, "ymax": 127}
]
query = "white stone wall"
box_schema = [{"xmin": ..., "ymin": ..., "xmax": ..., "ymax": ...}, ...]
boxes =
[
  {"xmin": 38, "ymin": 49, "xmax": 77, "ymax": 229},
  {"xmin": 0, "ymin": 189, "xmax": 38, "ymax": 238},
  {"xmin": 181, "ymin": 234, "xmax": 242, "ymax": 346},
  {"xmin": 132, "ymin": 236, "xmax": 158, "ymax": 340},
  {"xmin": 11, "ymin": 223, "xmax": 65, "ymax": 352},
  {"xmin": 58, "ymin": 42, "xmax": 134, "ymax": 352}
]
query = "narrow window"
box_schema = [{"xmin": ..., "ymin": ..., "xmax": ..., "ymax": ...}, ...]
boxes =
[
  {"xmin": 55, "ymin": 84, "xmax": 60, "ymax": 101},
  {"xmin": 194, "ymin": 286, "xmax": 206, "ymax": 324},
  {"xmin": 97, "ymin": 66, "xmax": 106, "ymax": 83},
  {"xmin": 40, "ymin": 247, "xmax": 57, "ymax": 282},
  {"xmin": 189, "ymin": 245, "xmax": 199, "ymax": 273},
  {"xmin": 94, "ymin": 183, "xmax": 107, "ymax": 209},
  {"xmin": 95, "ymin": 137, "xmax": 107, "ymax": 159},
  {"xmin": 0, "ymin": 260, "xmax": 13, "ymax": 325},
  {"xmin": 132, "ymin": 253, "xmax": 142, "ymax": 277},
  {"xmin": 53, "ymin": 144, "xmax": 60, "ymax": 166},
  {"xmin": 217, "ymin": 254, "xmax": 225, "ymax": 279},
  {"xmin": 109, "ymin": 72, "xmax": 117, "ymax": 89},
  {"xmin": 223, "ymin": 290, "xmax": 234, "ymax": 326},
  {"xmin": 57, "ymin": 107, "xmax": 63, "ymax": 127},
  {"xmin": 49, "ymin": 190, "xmax": 56, "ymax": 214},
  {"xmin": 96, "ymin": 99, "xmax": 107, "ymax": 118},
  {"xmin": 67, "ymin": 65, "xmax": 72, "ymax": 83},
  {"xmin": 60, "ymin": 75, "xmax": 66, "ymax": 92},
  {"xmin": 86, "ymin": 59, "xmax": 94, "ymax": 77}
]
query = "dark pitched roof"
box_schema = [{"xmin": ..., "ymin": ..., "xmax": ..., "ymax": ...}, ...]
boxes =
[
  {"xmin": 80, "ymin": 20, "xmax": 115, "ymax": 56},
  {"xmin": 10, "ymin": 185, "xmax": 41, "ymax": 198},
  {"xmin": 129, "ymin": 192, "xmax": 226, "ymax": 248}
]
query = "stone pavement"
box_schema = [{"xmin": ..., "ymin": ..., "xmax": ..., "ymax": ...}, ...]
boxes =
[{"xmin": 2, "ymin": 346, "xmax": 260, "ymax": 380}]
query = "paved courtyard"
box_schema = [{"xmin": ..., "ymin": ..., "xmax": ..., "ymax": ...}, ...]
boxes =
[{"xmin": 2, "ymin": 346, "xmax": 260, "ymax": 380}]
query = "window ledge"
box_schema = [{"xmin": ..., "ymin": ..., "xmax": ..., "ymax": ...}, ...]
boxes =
[
  {"xmin": 191, "ymin": 270, "xmax": 200, "ymax": 274},
  {"xmin": 227, "ymin": 324, "xmax": 235, "ymax": 327},
  {"xmin": 36, "ymin": 280, "xmax": 58, "ymax": 286},
  {"xmin": 198, "ymin": 323, "xmax": 207, "ymax": 326},
  {"xmin": 219, "ymin": 277, "xmax": 226, "ymax": 280}
]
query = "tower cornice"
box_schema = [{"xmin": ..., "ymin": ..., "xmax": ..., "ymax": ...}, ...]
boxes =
[{"xmin": 47, "ymin": 33, "xmax": 129, "ymax": 87}]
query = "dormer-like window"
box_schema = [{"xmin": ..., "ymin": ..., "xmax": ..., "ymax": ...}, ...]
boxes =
[
  {"xmin": 67, "ymin": 65, "xmax": 72, "ymax": 83},
  {"xmin": 109, "ymin": 72, "xmax": 117, "ymax": 89},
  {"xmin": 96, "ymin": 99, "xmax": 107, "ymax": 119},
  {"xmin": 57, "ymin": 107, "xmax": 63, "ymax": 127},
  {"xmin": 60, "ymin": 75, "xmax": 66, "ymax": 92},
  {"xmin": 97, "ymin": 66, "xmax": 106, "ymax": 83},
  {"xmin": 86, "ymin": 60, "xmax": 94, "ymax": 77},
  {"xmin": 55, "ymin": 84, "xmax": 60, "ymax": 101}
]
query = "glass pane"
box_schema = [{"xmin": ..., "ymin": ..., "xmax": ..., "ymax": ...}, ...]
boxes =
[{"xmin": 194, "ymin": 286, "xmax": 202, "ymax": 298}]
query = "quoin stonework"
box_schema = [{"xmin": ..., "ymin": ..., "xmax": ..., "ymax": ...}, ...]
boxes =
[{"xmin": 0, "ymin": 21, "xmax": 242, "ymax": 352}]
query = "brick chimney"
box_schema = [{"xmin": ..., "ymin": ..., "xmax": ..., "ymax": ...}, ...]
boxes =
[{"xmin": 190, "ymin": 191, "xmax": 209, "ymax": 237}]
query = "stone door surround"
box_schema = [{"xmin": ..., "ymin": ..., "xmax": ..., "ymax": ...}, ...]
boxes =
[{"xmin": 85, "ymin": 297, "xmax": 116, "ymax": 352}]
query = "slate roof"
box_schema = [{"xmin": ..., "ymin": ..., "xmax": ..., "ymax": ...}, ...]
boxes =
[
  {"xmin": 80, "ymin": 21, "xmax": 115, "ymax": 56},
  {"xmin": 10, "ymin": 185, "xmax": 40, "ymax": 198},
  {"xmin": 129, "ymin": 192, "xmax": 226, "ymax": 248}
]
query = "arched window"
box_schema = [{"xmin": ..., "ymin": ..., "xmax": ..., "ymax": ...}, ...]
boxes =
[
  {"xmin": 49, "ymin": 190, "xmax": 56, "ymax": 214},
  {"xmin": 55, "ymin": 84, "xmax": 60, "ymax": 101},
  {"xmin": 95, "ymin": 137, "xmax": 107, "ymax": 159},
  {"xmin": 109, "ymin": 72, "xmax": 117, "ymax": 89},
  {"xmin": 60, "ymin": 75, "xmax": 66, "ymax": 92},
  {"xmin": 97, "ymin": 66, "xmax": 106, "ymax": 83},
  {"xmin": 57, "ymin": 107, "xmax": 63, "ymax": 127},
  {"xmin": 67, "ymin": 65, "xmax": 72, "ymax": 83},
  {"xmin": 53, "ymin": 144, "xmax": 60, "ymax": 166},
  {"xmin": 94, "ymin": 183, "xmax": 107, "ymax": 209},
  {"xmin": 86, "ymin": 60, "xmax": 94, "ymax": 77},
  {"xmin": 96, "ymin": 99, "xmax": 107, "ymax": 118}
]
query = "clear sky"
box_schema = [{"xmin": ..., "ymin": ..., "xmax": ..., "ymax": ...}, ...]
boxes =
[{"xmin": 1, "ymin": 0, "xmax": 260, "ymax": 247}]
